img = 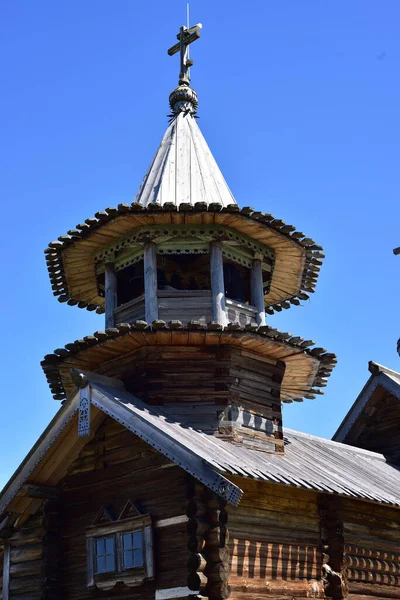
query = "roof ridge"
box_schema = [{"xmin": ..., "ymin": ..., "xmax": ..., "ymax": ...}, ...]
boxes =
[{"xmin": 369, "ymin": 360, "xmax": 400, "ymax": 379}]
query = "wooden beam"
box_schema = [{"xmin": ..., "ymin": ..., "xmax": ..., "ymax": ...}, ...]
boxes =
[
  {"xmin": 105, "ymin": 261, "xmax": 117, "ymax": 328},
  {"xmin": 210, "ymin": 242, "xmax": 227, "ymax": 326},
  {"xmin": 20, "ymin": 484, "xmax": 60, "ymax": 501},
  {"xmin": 144, "ymin": 242, "xmax": 158, "ymax": 324},
  {"xmin": 251, "ymin": 259, "xmax": 266, "ymax": 326},
  {"xmin": 2, "ymin": 541, "xmax": 10, "ymax": 600}
]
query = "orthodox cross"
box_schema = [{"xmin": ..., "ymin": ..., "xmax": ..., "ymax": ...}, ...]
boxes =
[{"xmin": 168, "ymin": 22, "xmax": 202, "ymax": 86}]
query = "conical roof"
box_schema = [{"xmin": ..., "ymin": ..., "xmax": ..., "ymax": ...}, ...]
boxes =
[{"xmin": 133, "ymin": 110, "xmax": 237, "ymax": 208}]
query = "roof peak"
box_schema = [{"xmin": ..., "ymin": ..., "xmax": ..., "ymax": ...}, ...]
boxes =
[{"xmin": 133, "ymin": 108, "xmax": 238, "ymax": 208}]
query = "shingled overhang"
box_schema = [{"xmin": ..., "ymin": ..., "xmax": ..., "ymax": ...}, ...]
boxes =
[
  {"xmin": 41, "ymin": 321, "xmax": 336, "ymax": 402},
  {"xmin": 45, "ymin": 203, "xmax": 323, "ymax": 315}
]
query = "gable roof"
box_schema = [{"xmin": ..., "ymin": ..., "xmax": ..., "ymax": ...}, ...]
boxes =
[
  {"xmin": 333, "ymin": 361, "xmax": 400, "ymax": 444},
  {"xmin": 1, "ymin": 370, "xmax": 400, "ymax": 520},
  {"xmin": 134, "ymin": 111, "xmax": 237, "ymax": 208}
]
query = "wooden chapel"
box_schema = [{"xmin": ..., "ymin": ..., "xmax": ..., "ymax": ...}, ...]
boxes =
[{"xmin": 1, "ymin": 21, "xmax": 399, "ymax": 600}]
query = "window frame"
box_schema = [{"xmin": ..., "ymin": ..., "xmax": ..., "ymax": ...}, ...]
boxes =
[{"xmin": 86, "ymin": 514, "xmax": 153, "ymax": 590}]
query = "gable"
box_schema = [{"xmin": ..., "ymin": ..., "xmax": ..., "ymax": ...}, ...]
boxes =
[
  {"xmin": 333, "ymin": 362, "xmax": 400, "ymax": 465},
  {"xmin": 346, "ymin": 390, "xmax": 400, "ymax": 464}
]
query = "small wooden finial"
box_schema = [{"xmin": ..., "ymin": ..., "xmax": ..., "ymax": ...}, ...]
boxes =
[{"xmin": 168, "ymin": 21, "xmax": 202, "ymax": 86}]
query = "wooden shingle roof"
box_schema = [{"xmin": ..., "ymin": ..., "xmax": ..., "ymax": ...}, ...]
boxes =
[
  {"xmin": 46, "ymin": 204, "xmax": 323, "ymax": 313},
  {"xmin": 134, "ymin": 111, "xmax": 237, "ymax": 208},
  {"xmin": 2, "ymin": 373, "xmax": 399, "ymax": 519},
  {"xmin": 40, "ymin": 321, "xmax": 336, "ymax": 402}
]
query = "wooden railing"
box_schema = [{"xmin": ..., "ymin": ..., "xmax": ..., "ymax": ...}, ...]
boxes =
[
  {"xmin": 158, "ymin": 290, "xmax": 212, "ymax": 324},
  {"xmin": 225, "ymin": 298, "xmax": 258, "ymax": 327},
  {"xmin": 114, "ymin": 291, "xmax": 258, "ymax": 327},
  {"xmin": 114, "ymin": 294, "xmax": 145, "ymax": 325}
]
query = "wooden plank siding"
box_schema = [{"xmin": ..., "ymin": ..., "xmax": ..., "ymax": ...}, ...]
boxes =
[
  {"xmin": 227, "ymin": 478, "xmax": 323, "ymax": 599},
  {"xmin": 58, "ymin": 417, "xmax": 188, "ymax": 599}
]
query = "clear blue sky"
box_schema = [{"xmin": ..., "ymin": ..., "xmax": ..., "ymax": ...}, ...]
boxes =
[{"xmin": 1, "ymin": 0, "xmax": 399, "ymax": 489}]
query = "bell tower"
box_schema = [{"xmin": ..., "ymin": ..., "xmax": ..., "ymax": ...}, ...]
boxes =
[{"xmin": 42, "ymin": 22, "xmax": 336, "ymax": 454}]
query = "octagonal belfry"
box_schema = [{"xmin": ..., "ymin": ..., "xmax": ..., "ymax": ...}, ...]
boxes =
[
  {"xmin": 45, "ymin": 88, "xmax": 323, "ymax": 330},
  {"xmin": 43, "ymin": 23, "xmax": 335, "ymax": 438}
]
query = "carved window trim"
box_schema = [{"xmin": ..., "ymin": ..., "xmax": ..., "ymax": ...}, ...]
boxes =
[{"xmin": 86, "ymin": 514, "xmax": 153, "ymax": 590}]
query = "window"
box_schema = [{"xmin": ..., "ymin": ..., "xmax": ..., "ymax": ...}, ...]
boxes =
[
  {"xmin": 95, "ymin": 536, "xmax": 115, "ymax": 573},
  {"xmin": 121, "ymin": 531, "xmax": 143, "ymax": 569},
  {"xmin": 86, "ymin": 512, "xmax": 153, "ymax": 590}
]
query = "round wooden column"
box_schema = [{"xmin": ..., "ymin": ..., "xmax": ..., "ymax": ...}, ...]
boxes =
[
  {"xmin": 210, "ymin": 241, "xmax": 227, "ymax": 326},
  {"xmin": 104, "ymin": 261, "xmax": 117, "ymax": 329},
  {"xmin": 251, "ymin": 258, "xmax": 266, "ymax": 326},
  {"xmin": 144, "ymin": 242, "xmax": 159, "ymax": 324}
]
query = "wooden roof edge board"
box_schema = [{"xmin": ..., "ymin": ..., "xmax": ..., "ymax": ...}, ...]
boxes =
[
  {"xmin": 0, "ymin": 393, "xmax": 80, "ymax": 518},
  {"xmin": 333, "ymin": 364, "xmax": 400, "ymax": 444},
  {"xmin": 40, "ymin": 322, "xmax": 336, "ymax": 401},
  {"xmin": 44, "ymin": 205, "xmax": 323, "ymax": 309},
  {"xmin": 0, "ymin": 379, "xmax": 243, "ymax": 517}
]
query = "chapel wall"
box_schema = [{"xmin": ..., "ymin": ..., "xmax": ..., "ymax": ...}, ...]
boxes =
[
  {"xmin": 343, "ymin": 498, "xmax": 400, "ymax": 600},
  {"xmin": 227, "ymin": 478, "xmax": 323, "ymax": 599},
  {"xmin": 58, "ymin": 416, "xmax": 188, "ymax": 600}
]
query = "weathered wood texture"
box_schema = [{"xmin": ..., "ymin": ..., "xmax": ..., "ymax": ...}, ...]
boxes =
[
  {"xmin": 105, "ymin": 262, "xmax": 117, "ymax": 329},
  {"xmin": 227, "ymin": 478, "xmax": 323, "ymax": 600},
  {"xmin": 251, "ymin": 259, "xmax": 266, "ymax": 327},
  {"xmin": 346, "ymin": 389, "xmax": 400, "ymax": 465},
  {"xmin": 186, "ymin": 479, "xmax": 231, "ymax": 599},
  {"xmin": 144, "ymin": 242, "xmax": 158, "ymax": 323},
  {"xmin": 158, "ymin": 290, "xmax": 212, "ymax": 325},
  {"xmin": 210, "ymin": 241, "xmax": 227, "ymax": 326},
  {"xmin": 343, "ymin": 498, "xmax": 400, "ymax": 599},
  {"xmin": 97, "ymin": 345, "xmax": 284, "ymax": 451},
  {"xmin": 319, "ymin": 495, "xmax": 347, "ymax": 600},
  {"xmin": 225, "ymin": 298, "xmax": 258, "ymax": 328},
  {"xmin": 58, "ymin": 209, "xmax": 308, "ymax": 309},
  {"xmin": 5, "ymin": 511, "xmax": 46, "ymax": 600},
  {"xmin": 114, "ymin": 290, "xmax": 258, "ymax": 328},
  {"xmin": 44, "ymin": 326, "xmax": 323, "ymax": 404},
  {"xmin": 58, "ymin": 417, "xmax": 188, "ymax": 599},
  {"xmin": 114, "ymin": 295, "xmax": 145, "ymax": 325}
]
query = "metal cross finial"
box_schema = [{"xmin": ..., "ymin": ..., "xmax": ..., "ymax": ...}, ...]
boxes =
[{"xmin": 168, "ymin": 20, "xmax": 202, "ymax": 86}]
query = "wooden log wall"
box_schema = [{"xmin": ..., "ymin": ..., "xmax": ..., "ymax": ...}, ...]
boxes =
[
  {"xmin": 97, "ymin": 345, "xmax": 284, "ymax": 452},
  {"xmin": 227, "ymin": 477, "xmax": 323, "ymax": 600},
  {"xmin": 186, "ymin": 479, "xmax": 231, "ymax": 600},
  {"xmin": 319, "ymin": 495, "xmax": 348, "ymax": 600},
  {"xmin": 6, "ymin": 511, "xmax": 46, "ymax": 599},
  {"xmin": 342, "ymin": 498, "xmax": 400, "ymax": 600},
  {"xmin": 58, "ymin": 416, "xmax": 188, "ymax": 599}
]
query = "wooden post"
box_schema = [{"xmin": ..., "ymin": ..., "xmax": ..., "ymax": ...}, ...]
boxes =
[
  {"xmin": 251, "ymin": 258, "xmax": 266, "ymax": 326},
  {"xmin": 2, "ymin": 541, "xmax": 10, "ymax": 600},
  {"xmin": 210, "ymin": 242, "xmax": 227, "ymax": 326},
  {"xmin": 105, "ymin": 261, "xmax": 117, "ymax": 329},
  {"xmin": 144, "ymin": 242, "xmax": 159, "ymax": 324}
]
